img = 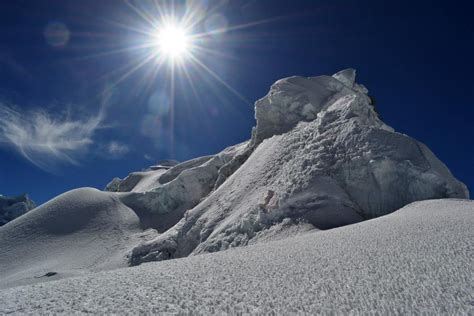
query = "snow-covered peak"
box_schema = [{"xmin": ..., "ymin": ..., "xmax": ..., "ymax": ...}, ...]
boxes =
[{"xmin": 126, "ymin": 69, "xmax": 468, "ymax": 265}]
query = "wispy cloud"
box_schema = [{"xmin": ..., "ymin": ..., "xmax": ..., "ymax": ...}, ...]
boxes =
[
  {"xmin": 107, "ymin": 141, "xmax": 130, "ymax": 158},
  {"xmin": 0, "ymin": 103, "xmax": 104, "ymax": 171},
  {"xmin": 144, "ymin": 154, "xmax": 154, "ymax": 161}
]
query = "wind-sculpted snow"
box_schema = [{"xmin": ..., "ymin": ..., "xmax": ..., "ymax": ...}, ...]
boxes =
[
  {"xmin": 0, "ymin": 200, "xmax": 472, "ymax": 314},
  {"xmin": 129, "ymin": 69, "xmax": 468, "ymax": 264},
  {"xmin": 158, "ymin": 155, "xmax": 214, "ymax": 185},
  {"xmin": 0, "ymin": 188, "xmax": 155, "ymax": 289},
  {"xmin": 0, "ymin": 193, "xmax": 35, "ymax": 226}
]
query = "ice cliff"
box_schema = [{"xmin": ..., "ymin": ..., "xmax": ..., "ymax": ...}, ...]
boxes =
[
  {"xmin": 117, "ymin": 68, "xmax": 468, "ymax": 265},
  {"xmin": 0, "ymin": 194, "xmax": 35, "ymax": 226}
]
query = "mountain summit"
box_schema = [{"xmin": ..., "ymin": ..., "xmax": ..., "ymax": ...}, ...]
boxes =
[{"xmin": 124, "ymin": 68, "xmax": 468, "ymax": 264}]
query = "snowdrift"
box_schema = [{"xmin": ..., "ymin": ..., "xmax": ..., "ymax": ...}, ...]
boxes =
[
  {"xmin": 1, "ymin": 200, "xmax": 472, "ymax": 314},
  {"xmin": 0, "ymin": 188, "xmax": 154, "ymax": 288}
]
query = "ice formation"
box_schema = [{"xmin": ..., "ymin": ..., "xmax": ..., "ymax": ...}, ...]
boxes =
[
  {"xmin": 120, "ymin": 68, "xmax": 468, "ymax": 265},
  {"xmin": 0, "ymin": 193, "xmax": 35, "ymax": 226}
]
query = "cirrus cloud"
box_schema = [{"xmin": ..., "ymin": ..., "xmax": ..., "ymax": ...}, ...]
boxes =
[
  {"xmin": 107, "ymin": 141, "xmax": 130, "ymax": 158},
  {"xmin": 0, "ymin": 103, "xmax": 104, "ymax": 171}
]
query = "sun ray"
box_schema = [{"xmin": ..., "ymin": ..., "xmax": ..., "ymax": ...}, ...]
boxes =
[
  {"xmin": 124, "ymin": 0, "xmax": 160, "ymax": 30},
  {"xmin": 169, "ymin": 58, "xmax": 176, "ymax": 158},
  {"xmin": 61, "ymin": 0, "xmax": 299, "ymax": 139},
  {"xmin": 102, "ymin": 17, "xmax": 158, "ymax": 37},
  {"xmin": 69, "ymin": 43, "xmax": 156, "ymax": 61},
  {"xmin": 191, "ymin": 45, "xmax": 241, "ymax": 62},
  {"xmin": 75, "ymin": 1, "xmax": 294, "ymax": 99},
  {"xmin": 180, "ymin": 63, "xmax": 204, "ymax": 107},
  {"xmin": 184, "ymin": 0, "xmax": 236, "ymax": 32},
  {"xmin": 110, "ymin": 51, "xmax": 159, "ymax": 86},
  {"xmin": 191, "ymin": 15, "xmax": 288, "ymax": 39},
  {"xmin": 188, "ymin": 54, "xmax": 251, "ymax": 105}
]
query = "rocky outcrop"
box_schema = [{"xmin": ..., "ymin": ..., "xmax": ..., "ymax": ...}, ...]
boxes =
[
  {"xmin": 0, "ymin": 194, "xmax": 35, "ymax": 226},
  {"xmin": 127, "ymin": 69, "xmax": 468, "ymax": 265}
]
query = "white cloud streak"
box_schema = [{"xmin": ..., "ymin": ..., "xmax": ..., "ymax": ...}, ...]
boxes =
[
  {"xmin": 107, "ymin": 141, "xmax": 130, "ymax": 158},
  {"xmin": 0, "ymin": 103, "xmax": 104, "ymax": 171}
]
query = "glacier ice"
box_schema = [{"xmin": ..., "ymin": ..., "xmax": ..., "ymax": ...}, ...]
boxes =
[
  {"xmin": 115, "ymin": 143, "xmax": 248, "ymax": 231},
  {"xmin": 104, "ymin": 177, "xmax": 122, "ymax": 192},
  {"xmin": 126, "ymin": 69, "xmax": 468, "ymax": 265},
  {"xmin": 0, "ymin": 194, "xmax": 35, "ymax": 226}
]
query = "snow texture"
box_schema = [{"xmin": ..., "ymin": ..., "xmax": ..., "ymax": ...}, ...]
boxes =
[
  {"xmin": 0, "ymin": 200, "xmax": 472, "ymax": 314},
  {"xmin": 0, "ymin": 188, "xmax": 156, "ymax": 288},
  {"xmin": 129, "ymin": 69, "xmax": 468, "ymax": 264},
  {"xmin": 114, "ymin": 143, "xmax": 248, "ymax": 232},
  {"xmin": 0, "ymin": 193, "xmax": 35, "ymax": 226}
]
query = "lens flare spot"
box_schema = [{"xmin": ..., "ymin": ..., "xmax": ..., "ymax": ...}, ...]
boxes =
[{"xmin": 44, "ymin": 21, "xmax": 70, "ymax": 48}]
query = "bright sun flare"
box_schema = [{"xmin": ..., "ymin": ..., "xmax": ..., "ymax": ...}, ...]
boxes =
[{"xmin": 155, "ymin": 24, "xmax": 190, "ymax": 59}]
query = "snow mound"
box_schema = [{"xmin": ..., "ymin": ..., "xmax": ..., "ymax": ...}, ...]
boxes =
[
  {"xmin": 130, "ymin": 69, "xmax": 468, "ymax": 264},
  {"xmin": 1, "ymin": 199, "xmax": 472, "ymax": 314},
  {"xmin": 0, "ymin": 188, "xmax": 154, "ymax": 289},
  {"xmin": 0, "ymin": 193, "xmax": 35, "ymax": 226}
]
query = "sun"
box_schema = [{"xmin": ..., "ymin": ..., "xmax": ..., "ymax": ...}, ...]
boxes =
[{"xmin": 154, "ymin": 24, "xmax": 190, "ymax": 59}]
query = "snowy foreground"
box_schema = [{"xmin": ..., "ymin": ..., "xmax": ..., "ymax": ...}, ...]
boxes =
[{"xmin": 0, "ymin": 199, "xmax": 472, "ymax": 314}]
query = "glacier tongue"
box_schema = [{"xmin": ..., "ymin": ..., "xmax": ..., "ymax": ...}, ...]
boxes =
[{"xmin": 128, "ymin": 69, "xmax": 468, "ymax": 265}]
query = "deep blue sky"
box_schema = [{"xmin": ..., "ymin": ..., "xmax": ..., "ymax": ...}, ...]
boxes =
[{"xmin": 0, "ymin": 0, "xmax": 472, "ymax": 205}]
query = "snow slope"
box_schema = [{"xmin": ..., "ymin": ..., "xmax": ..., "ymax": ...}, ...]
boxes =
[
  {"xmin": 0, "ymin": 188, "xmax": 156, "ymax": 289},
  {"xmin": 0, "ymin": 199, "xmax": 472, "ymax": 314}
]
